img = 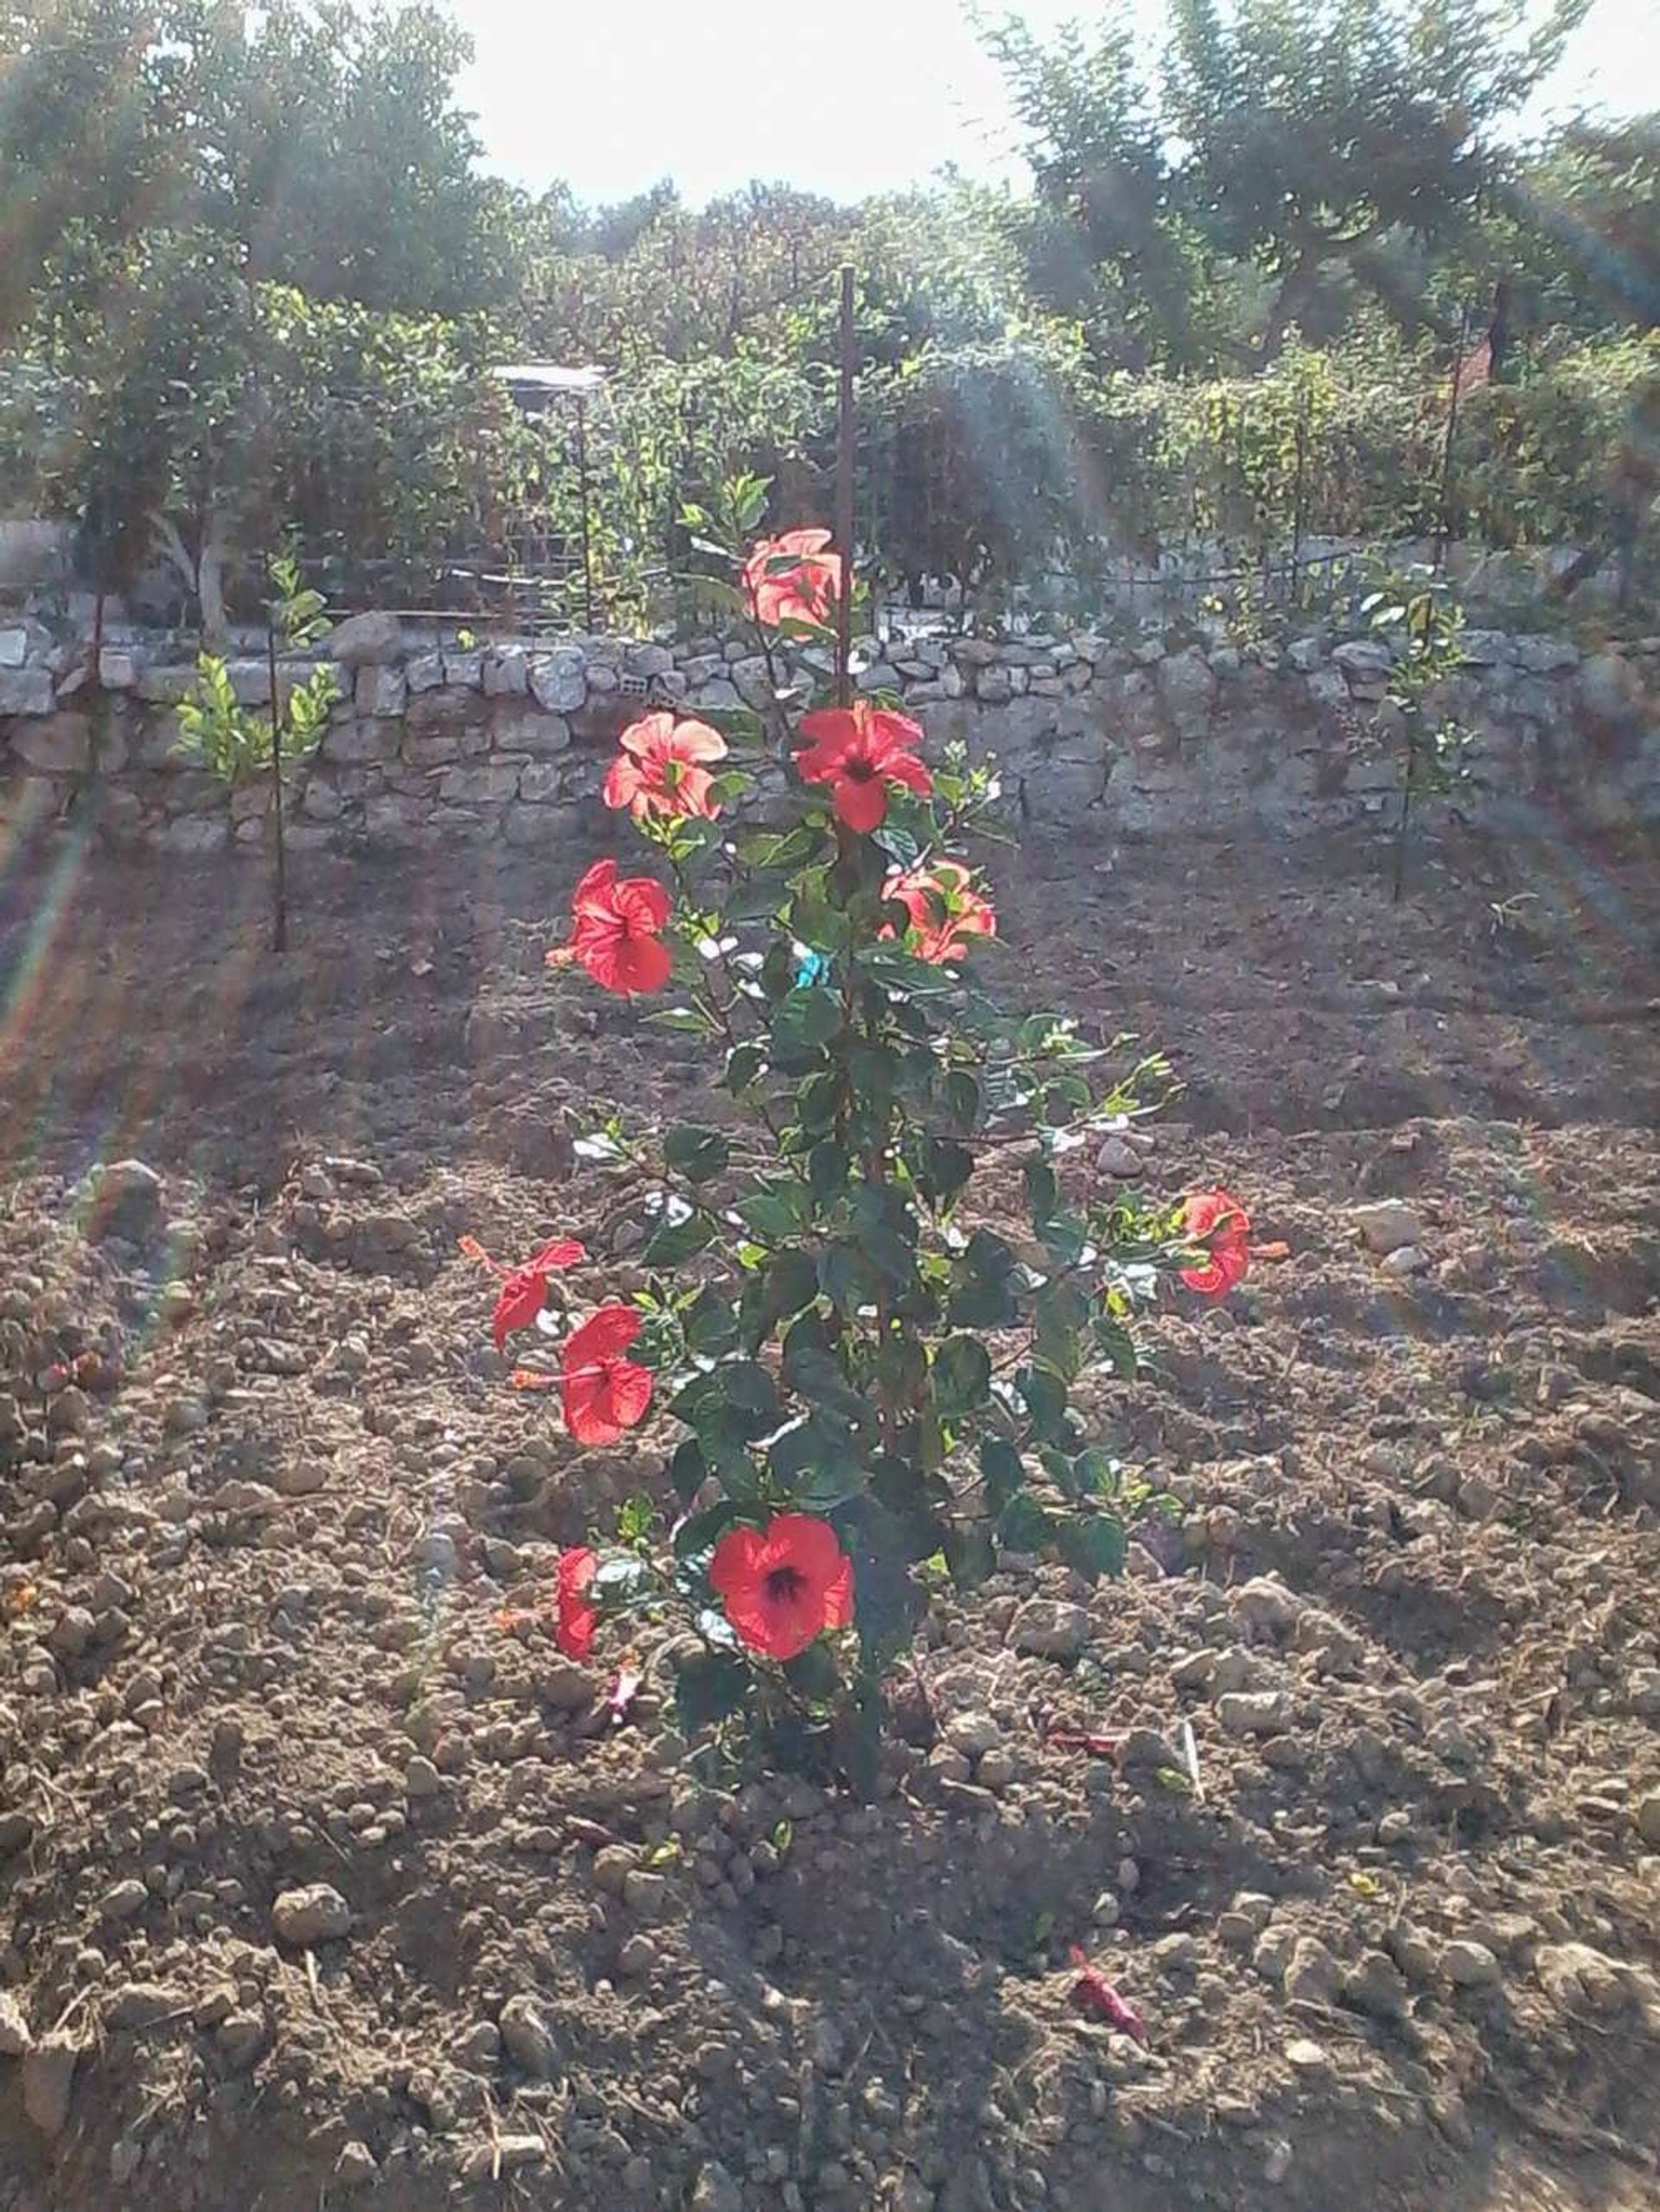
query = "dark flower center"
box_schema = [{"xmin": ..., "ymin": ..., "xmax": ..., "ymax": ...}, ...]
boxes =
[
  {"xmin": 765, "ymin": 1565, "xmax": 806, "ymax": 1604},
  {"xmin": 842, "ymin": 755, "xmax": 877, "ymax": 781}
]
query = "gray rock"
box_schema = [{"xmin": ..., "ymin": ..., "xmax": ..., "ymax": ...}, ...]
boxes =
[
  {"xmin": 22, "ymin": 2036, "xmax": 78, "ymax": 2139},
  {"xmin": 86, "ymin": 1158, "xmax": 164, "ymax": 1240},
  {"xmin": 1286, "ymin": 636, "xmax": 1322, "ymax": 673},
  {"xmin": 321, "ymin": 717, "xmax": 397, "ymax": 765},
  {"xmin": 1577, "ymin": 652, "xmax": 1644, "ymax": 735},
  {"xmin": 355, "ymin": 665, "xmax": 406, "ymax": 718},
  {"xmin": 1638, "ymin": 1792, "xmax": 1660, "ymax": 1848},
  {"xmin": 328, "ymin": 611, "xmax": 405, "ymax": 666},
  {"xmin": 405, "ymin": 651, "xmax": 444, "ymax": 693},
  {"xmin": 1442, "ymin": 1939, "xmax": 1502, "ymax": 1988},
  {"xmin": 0, "ymin": 1992, "xmax": 31, "ymax": 2056},
  {"xmin": 1514, "ymin": 634, "xmax": 1579, "ymax": 674},
  {"xmin": 1535, "ymin": 1942, "xmax": 1631, "ymax": 2015},
  {"xmin": 499, "ymin": 1992, "xmax": 560, "ymax": 2078},
  {"xmin": 529, "ymin": 647, "xmax": 586, "ymax": 713},
  {"xmin": 1009, "ymin": 1599, "xmax": 1090, "ymax": 1658},
  {"xmin": 336, "ymin": 2140, "xmax": 379, "ymax": 2189},
  {"xmin": 216, "ymin": 2010, "xmax": 268, "ymax": 2070},
  {"xmin": 1282, "ymin": 1935, "xmax": 1340, "ymax": 2005},
  {"xmin": 271, "ymin": 1883, "xmax": 351, "ymax": 1946},
  {"xmin": 0, "ymin": 623, "xmax": 34, "ymax": 667},
  {"xmin": 442, "ymin": 649, "xmax": 484, "ymax": 690},
  {"xmin": 1233, "ymin": 1576, "xmax": 1302, "ymax": 1635},
  {"xmin": 1344, "ymin": 1949, "xmax": 1408, "ymax": 2018},
  {"xmin": 1351, "ymin": 1200, "xmax": 1422, "ymax": 1255},
  {"xmin": 692, "ymin": 2162, "xmax": 744, "ymax": 2212},
  {"xmin": 0, "ymin": 666, "xmax": 54, "ymax": 716},
  {"xmin": 11, "ymin": 711, "xmax": 91, "ymax": 768},
  {"xmin": 484, "ymin": 648, "xmax": 529, "ymax": 697},
  {"xmin": 945, "ymin": 1711, "xmax": 1002, "ymax": 1756},
  {"xmin": 101, "ymin": 1878, "xmax": 150, "ymax": 1921},
  {"xmin": 1217, "ymin": 1690, "xmax": 1291, "ymax": 1737}
]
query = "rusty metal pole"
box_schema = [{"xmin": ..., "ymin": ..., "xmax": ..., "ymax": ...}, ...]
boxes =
[
  {"xmin": 834, "ymin": 264, "xmax": 855, "ymax": 709},
  {"xmin": 1433, "ymin": 305, "xmax": 1472, "ymax": 575}
]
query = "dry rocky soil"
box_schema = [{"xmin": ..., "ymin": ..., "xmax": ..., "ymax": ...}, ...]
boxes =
[{"xmin": 0, "ymin": 806, "xmax": 1657, "ymax": 2212}]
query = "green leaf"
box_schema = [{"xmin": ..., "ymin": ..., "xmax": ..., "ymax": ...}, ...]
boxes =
[
  {"xmin": 673, "ymin": 1500, "xmax": 750, "ymax": 1562},
  {"xmin": 722, "ymin": 1361, "xmax": 782, "ymax": 1422},
  {"xmin": 682, "ymin": 1287, "xmax": 738, "ymax": 1357},
  {"xmin": 1018, "ymin": 1361, "xmax": 1070, "ymax": 1444},
  {"xmin": 667, "ymin": 1437, "xmax": 708, "ymax": 1507},
  {"xmin": 1024, "ymin": 1157, "xmax": 1059, "ymax": 1223},
  {"xmin": 808, "ymin": 1140, "xmax": 849, "ymax": 1203},
  {"xmin": 834, "ymin": 1498, "xmax": 928, "ymax": 1673},
  {"xmin": 782, "ymin": 1345, "xmax": 877, "ymax": 1431},
  {"xmin": 738, "ymin": 1182, "xmax": 811, "ymax": 1241},
  {"xmin": 942, "ymin": 1522, "xmax": 997, "ymax": 1592},
  {"xmin": 674, "ymin": 1649, "xmax": 752, "ymax": 1731},
  {"xmin": 944, "ymin": 1068, "xmax": 982, "ymax": 1129},
  {"xmin": 932, "ymin": 1335, "xmax": 992, "ymax": 1418},
  {"xmin": 768, "ymin": 1414, "xmax": 867, "ymax": 1509},
  {"xmin": 916, "ymin": 1136, "xmax": 974, "ymax": 1209},
  {"xmin": 643, "ymin": 1211, "xmax": 718, "ymax": 1266},
  {"xmin": 760, "ymin": 1247, "xmax": 820, "ymax": 1330},
  {"xmin": 725, "ymin": 1042, "xmax": 765, "ymax": 1093},
  {"xmin": 1071, "ymin": 1447, "xmax": 1122, "ymax": 1500},
  {"xmin": 1057, "ymin": 1512, "xmax": 1127, "ymax": 1583},
  {"xmin": 1092, "ymin": 1315, "xmax": 1140, "ymax": 1380},
  {"xmin": 782, "ymin": 1640, "xmax": 842, "ymax": 1701},
  {"xmin": 996, "ymin": 1492, "xmax": 1056, "ymax": 1553},
  {"xmin": 664, "ymin": 1126, "xmax": 730, "ymax": 1183},
  {"xmin": 980, "ymin": 1437, "xmax": 1026, "ymax": 1515}
]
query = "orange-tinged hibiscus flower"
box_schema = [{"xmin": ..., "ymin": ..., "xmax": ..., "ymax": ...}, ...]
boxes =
[
  {"xmin": 709, "ymin": 1514, "xmax": 854, "ymax": 1661},
  {"xmin": 1179, "ymin": 1189, "xmax": 1250, "ymax": 1297},
  {"xmin": 603, "ymin": 713, "xmax": 728, "ymax": 824},
  {"xmin": 795, "ymin": 702, "xmax": 932, "ymax": 833},
  {"xmin": 554, "ymin": 858, "xmax": 673, "ymax": 995},
  {"xmin": 460, "ymin": 1233, "xmax": 586, "ymax": 1351},
  {"xmin": 742, "ymin": 529, "xmax": 842, "ymax": 628},
  {"xmin": 560, "ymin": 1304, "xmax": 653, "ymax": 1446},
  {"xmin": 882, "ymin": 860, "xmax": 996, "ymax": 965}
]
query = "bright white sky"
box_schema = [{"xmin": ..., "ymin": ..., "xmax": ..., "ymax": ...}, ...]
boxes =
[{"xmin": 449, "ymin": 0, "xmax": 1659, "ymax": 207}]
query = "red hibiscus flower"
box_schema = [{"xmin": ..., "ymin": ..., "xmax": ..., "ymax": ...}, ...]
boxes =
[
  {"xmin": 560, "ymin": 1304, "xmax": 654, "ymax": 1446},
  {"xmin": 554, "ymin": 1546, "xmax": 599, "ymax": 1660},
  {"xmin": 555, "ymin": 858, "xmax": 673, "ymax": 996},
  {"xmin": 603, "ymin": 713, "xmax": 728, "ymax": 824},
  {"xmin": 1179, "ymin": 1189, "xmax": 1251, "ymax": 1297},
  {"xmin": 742, "ymin": 529, "xmax": 843, "ymax": 628},
  {"xmin": 460, "ymin": 1233, "xmax": 586, "ymax": 1351},
  {"xmin": 795, "ymin": 702, "xmax": 932, "ymax": 833},
  {"xmin": 882, "ymin": 860, "xmax": 996, "ymax": 965},
  {"xmin": 709, "ymin": 1514, "xmax": 854, "ymax": 1662}
]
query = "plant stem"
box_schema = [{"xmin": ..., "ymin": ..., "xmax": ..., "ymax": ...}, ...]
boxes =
[{"xmin": 266, "ymin": 605, "xmax": 287, "ymax": 952}]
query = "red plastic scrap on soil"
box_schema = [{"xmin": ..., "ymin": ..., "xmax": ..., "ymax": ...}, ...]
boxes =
[
  {"xmin": 1045, "ymin": 1729, "xmax": 1124, "ymax": 1759},
  {"xmin": 1069, "ymin": 1947, "xmax": 1148, "ymax": 2043}
]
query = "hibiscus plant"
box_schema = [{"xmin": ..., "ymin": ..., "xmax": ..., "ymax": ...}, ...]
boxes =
[{"xmin": 469, "ymin": 484, "xmax": 1249, "ymax": 1786}]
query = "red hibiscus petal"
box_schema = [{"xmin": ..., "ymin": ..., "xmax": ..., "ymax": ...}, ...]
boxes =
[
  {"xmin": 614, "ymin": 877, "xmax": 672, "ymax": 933},
  {"xmin": 833, "ymin": 774, "xmax": 889, "ymax": 833},
  {"xmin": 565, "ymin": 1305, "xmax": 644, "ymax": 1363},
  {"xmin": 620, "ymin": 711, "xmax": 674, "ymax": 760},
  {"xmin": 604, "ymin": 1357, "xmax": 654, "ymax": 1431},
  {"xmin": 571, "ymin": 857, "xmax": 619, "ymax": 915},
  {"xmin": 561, "ymin": 1367, "xmax": 621, "ymax": 1446},
  {"xmin": 603, "ymin": 757, "xmax": 645, "ymax": 812},
  {"xmin": 527, "ymin": 1238, "xmax": 586, "ymax": 1274},
  {"xmin": 671, "ymin": 718, "xmax": 728, "ymax": 763}
]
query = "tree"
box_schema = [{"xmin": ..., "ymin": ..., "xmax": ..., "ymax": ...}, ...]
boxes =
[
  {"xmin": 1162, "ymin": 0, "xmax": 1592, "ymax": 354},
  {"xmin": 979, "ymin": 11, "xmax": 1206, "ymax": 370}
]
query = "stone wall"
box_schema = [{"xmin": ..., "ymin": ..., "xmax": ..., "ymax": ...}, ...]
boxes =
[{"xmin": 2, "ymin": 607, "xmax": 1657, "ymax": 853}]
